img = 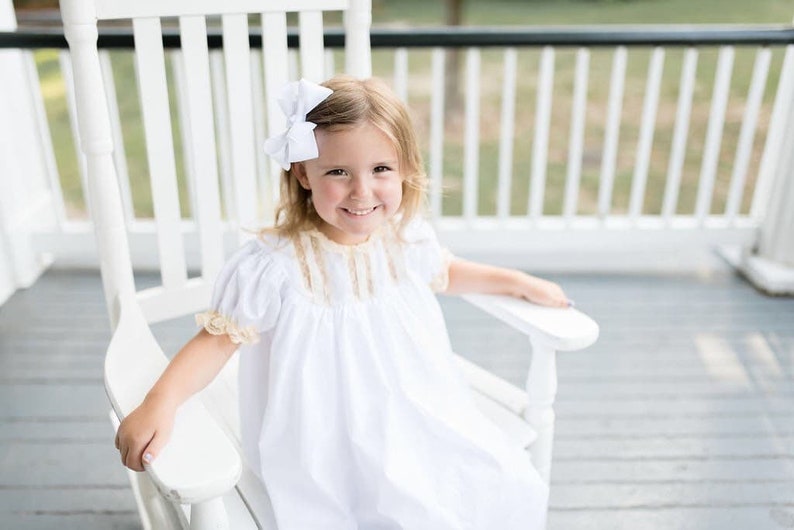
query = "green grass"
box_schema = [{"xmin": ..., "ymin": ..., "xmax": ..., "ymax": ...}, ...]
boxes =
[{"xmin": 35, "ymin": 0, "xmax": 793, "ymax": 219}]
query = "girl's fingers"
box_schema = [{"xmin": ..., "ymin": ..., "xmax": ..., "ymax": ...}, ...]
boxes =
[{"xmin": 141, "ymin": 426, "xmax": 172, "ymax": 468}]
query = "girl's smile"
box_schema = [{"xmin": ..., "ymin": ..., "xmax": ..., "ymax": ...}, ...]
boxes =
[{"xmin": 294, "ymin": 122, "xmax": 404, "ymax": 245}]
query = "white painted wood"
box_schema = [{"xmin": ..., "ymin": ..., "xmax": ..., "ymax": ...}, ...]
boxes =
[
  {"xmin": 262, "ymin": 12, "xmax": 289, "ymax": 200},
  {"xmin": 463, "ymin": 48, "xmax": 481, "ymax": 220},
  {"xmin": 695, "ymin": 46, "xmax": 734, "ymax": 221},
  {"xmin": 288, "ymin": 49, "xmax": 299, "ymax": 81},
  {"xmin": 210, "ymin": 51, "xmax": 235, "ymax": 224},
  {"xmin": 429, "ymin": 48, "xmax": 445, "ymax": 218},
  {"xmin": 222, "ymin": 14, "xmax": 259, "ymax": 236},
  {"xmin": 59, "ymin": 51, "xmax": 89, "ymax": 213},
  {"xmin": 26, "ymin": 52, "xmax": 66, "ymax": 226},
  {"xmin": 628, "ymin": 47, "xmax": 664, "ymax": 220},
  {"xmin": 189, "ymin": 498, "xmax": 231, "ymax": 530},
  {"xmin": 726, "ymin": 47, "xmax": 771, "ymax": 220},
  {"xmin": 756, "ymin": 70, "xmax": 794, "ymax": 268},
  {"xmin": 662, "ymin": 47, "xmax": 698, "ymax": 220},
  {"xmin": 179, "ymin": 15, "xmax": 225, "ymax": 280},
  {"xmin": 104, "ymin": 301, "xmax": 242, "ymax": 505},
  {"xmin": 462, "ymin": 293, "xmax": 599, "ymax": 352},
  {"xmin": 91, "ymin": 0, "xmax": 348, "ymax": 20},
  {"xmin": 0, "ymin": 39, "xmax": 55, "ymax": 298},
  {"xmin": 393, "ymin": 48, "xmax": 408, "ymax": 102},
  {"xmin": 563, "ymin": 48, "xmax": 589, "ymax": 219},
  {"xmin": 324, "ymin": 49, "xmax": 336, "ymax": 79},
  {"xmin": 298, "ymin": 11, "xmax": 325, "ymax": 82},
  {"xmin": 524, "ymin": 339, "xmax": 557, "ymax": 486},
  {"xmin": 171, "ymin": 50, "xmax": 199, "ymax": 219},
  {"xmin": 132, "ymin": 18, "xmax": 188, "ymax": 290},
  {"xmin": 496, "ymin": 48, "xmax": 517, "ymax": 220},
  {"xmin": 751, "ymin": 45, "xmax": 794, "ymax": 219},
  {"xmin": 344, "ymin": 0, "xmax": 372, "ymax": 78},
  {"xmin": 529, "ymin": 46, "xmax": 554, "ymax": 219},
  {"xmin": 598, "ymin": 46, "xmax": 627, "ymax": 218},
  {"xmin": 454, "ymin": 354, "xmax": 527, "ymax": 416},
  {"xmin": 250, "ymin": 50, "xmax": 273, "ymax": 221},
  {"xmin": 99, "ymin": 50, "xmax": 134, "ymax": 224},
  {"xmin": 61, "ymin": 0, "xmax": 137, "ymax": 325}
]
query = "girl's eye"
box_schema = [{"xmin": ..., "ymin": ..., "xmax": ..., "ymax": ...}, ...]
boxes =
[
  {"xmin": 374, "ymin": 166, "xmax": 392, "ymax": 173},
  {"xmin": 325, "ymin": 169, "xmax": 347, "ymax": 177}
]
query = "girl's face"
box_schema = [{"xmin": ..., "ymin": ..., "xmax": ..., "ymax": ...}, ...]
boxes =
[{"xmin": 294, "ymin": 122, "xmax": 403, "ymax": 245}]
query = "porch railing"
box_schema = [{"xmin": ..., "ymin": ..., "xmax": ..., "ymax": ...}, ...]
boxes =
[{"xmin": 2, "ymin": 22, "xmax": 794, "ymax": 273}]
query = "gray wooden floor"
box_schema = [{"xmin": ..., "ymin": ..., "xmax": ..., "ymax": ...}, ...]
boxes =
[{"xmin": 2, "ymin": 269, "xmax": 794, "ymax": 529}]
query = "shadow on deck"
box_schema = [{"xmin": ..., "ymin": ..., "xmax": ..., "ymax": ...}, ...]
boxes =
[{"xmin": 1, "ymin": 269, "xmax": 794, "ymax": 529}]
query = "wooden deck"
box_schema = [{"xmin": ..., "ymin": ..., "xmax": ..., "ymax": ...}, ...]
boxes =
[{"xmin": 2, "ymin": 268, "xmax": 793, "ymax": 529}]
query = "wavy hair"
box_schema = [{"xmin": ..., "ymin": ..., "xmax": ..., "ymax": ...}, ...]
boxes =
[{"xmin": 270, "ymin": 75, "xmax": 427, "ymax": 238}]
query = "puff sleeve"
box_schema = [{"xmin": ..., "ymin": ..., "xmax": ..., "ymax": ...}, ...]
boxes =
[
  {"xmin": 402, "ymin": 217, "xmax": 454, "ymax": 293},
  {"xmin": 195, "ymin": 240, "xmax": 284, "ymax": 345}
]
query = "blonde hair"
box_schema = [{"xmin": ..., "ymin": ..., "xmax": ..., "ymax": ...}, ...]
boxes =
[{"xmin": 271, "ymin": 75, "xmax": 427, "ymax": 238}]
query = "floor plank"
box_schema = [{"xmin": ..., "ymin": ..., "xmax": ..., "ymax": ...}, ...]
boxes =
[{"xmin": 1, "ymin": 269, "xmax": 793, "ymax": 529}]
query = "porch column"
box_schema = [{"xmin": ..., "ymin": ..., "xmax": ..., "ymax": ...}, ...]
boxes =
[
  {"xmin": 741, "ymin": 42, "xmax": 794, "ymax": 295},
  {"xmin": 0, "ymin": 0, "xmax": 54, "ymax": 304}
]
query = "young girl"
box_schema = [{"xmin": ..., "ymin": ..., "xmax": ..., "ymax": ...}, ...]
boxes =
[{"xmin": 116, "ymin": 75, "xmax": 570, "ymax": 529}]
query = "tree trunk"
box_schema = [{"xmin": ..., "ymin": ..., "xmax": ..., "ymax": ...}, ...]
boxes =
[{"xmin": 444, "ymin": 0, "xmax": 463, "ymax": 119}]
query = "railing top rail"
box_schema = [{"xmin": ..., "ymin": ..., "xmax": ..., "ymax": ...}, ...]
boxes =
[{"xmin": 2, "ymin": 24, "xmax": 794, "ymax": 50}]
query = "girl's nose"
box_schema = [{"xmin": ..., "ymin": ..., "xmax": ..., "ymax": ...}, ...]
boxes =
[{"xmin": 349, "ymin": 175, "xmax": 371, "ymax": 200}]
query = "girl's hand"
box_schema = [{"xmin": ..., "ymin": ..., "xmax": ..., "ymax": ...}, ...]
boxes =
[
  {"xmin": 115, "ymin": 395, "xmax": 176, "ymax": 472},
  {"xmin": 514, "ymin": 273, "xmax": 571, "ymax": 308}
]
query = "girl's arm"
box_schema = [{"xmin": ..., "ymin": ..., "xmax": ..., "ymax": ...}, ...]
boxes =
[
  {"xmin": 114, "ymin": 329, "xmax": 237, "ymax": 471},
  {"xmin": 445, "ymin": 257, "xmax": 571, "ymax": 308}
]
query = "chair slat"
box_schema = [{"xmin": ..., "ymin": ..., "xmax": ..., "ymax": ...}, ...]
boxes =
[
  {"xmin": 249, "ymin": 50, "xmax": 272, "ymax": 220},
  {"xmin": 170, "ymin": 50, "xmax": 197, "ymax": 219},
  {"xmin": 563, "ymin": 48, "xmax": 589, "ymax": 219},
  {"xmin": 393, "ymin": 48, "xmax": 408, "ymax": 102},
  {"xmin": 262, "ymin": 12, "xmax": 290, "ymax": 200},
  {"xmin": 222, "ymin": 14, "xmax": 259, "ymax": 236},
  {"xmin": 529, "ymin": 46, "xmax": 554, "ymax": 219},
  {"xmin": 429, "ymin": 48, "xmax": 445, "ymax": 219},
  {"xmin": 324, "ymin": 49, "xmax": 336, "ymax": 79},
  {"xmin": 298, "ymin": 11, "xmax": 325, "ymax": 82},
  {"xmin": 662, "ymin": 47, "xmax": 698, "ymax": 220},
  {"xmin": 59, "ymin": 51, "xmax": 89, "ymax": 214},
  {"xmin": 343, "ymin": 0, "xmax": 372, "ymax": 77},
  {"xmin": 695, "ymin": 46, "xmax": 734, "ymax": 221},
  {"xmin": 629, "ymin": 47, "xmax": 664, "ymax": 220},
  {"xmin": 210, "ymin": 51, "xmax": 235, "ymax": 223},
  {"xmin": 178, "ymin": 15, "xmax": 224, "ymax": 279},
  {"xmin": 598, "ymin": 46, "xmax": 627, "ymax": 218},
  {"xmin": 752, "ymin": 45, "xmax": 794, "ymax": 218},
  {"xmin": 496, "ymin": 48, "xmax": 517, "ymax": 220},
  {"xmin": 463, "ymin": 48, "xmax": 481, "ymax": 220},
  {"xmin": 132, "ymin": 18, "xmax": 188, "ymax": 289},
  {"xmin": 725, "ymin": 47, "xmax": 771, "ymax": 220},
  {"xmin": 94, "ymin": 0, "xmax": 348, "ymax": 20},
  {"xmin": 99, "ymin": 50, "xmax": 134, "ymax": 224}
]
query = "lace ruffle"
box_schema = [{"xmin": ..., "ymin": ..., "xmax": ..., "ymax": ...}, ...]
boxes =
[{"xmin": 195, "ymin": 310, "xmax": 260, "ymax": 345}]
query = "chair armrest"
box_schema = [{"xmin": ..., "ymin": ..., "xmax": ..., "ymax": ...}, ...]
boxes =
[
  {"xmin": 105, "ymin": 301, "xmax": 242, "ymax": 505},
  {"xmin": 461, "ymin": 294, "xmax": 599, "ymax": 351}
]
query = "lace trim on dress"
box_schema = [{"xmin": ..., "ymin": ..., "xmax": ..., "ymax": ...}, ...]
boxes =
[
  {"xmin": 429, "ymin": 248, "xmax": 454, "ymax": 293},
  {"xmin": 195, "ymin": 310, "xmax": 260, "ymax": 345}
]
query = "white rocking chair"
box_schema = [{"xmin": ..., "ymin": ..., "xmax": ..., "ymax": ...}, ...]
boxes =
[{"xmin": 60, "ymin": 0, "xmax": 599, "ymax": 527}]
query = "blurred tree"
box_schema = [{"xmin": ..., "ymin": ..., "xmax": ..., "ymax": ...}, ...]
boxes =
[{"xmin": 444, "ymin": 0, "xmax": 463, "ymax": 118}]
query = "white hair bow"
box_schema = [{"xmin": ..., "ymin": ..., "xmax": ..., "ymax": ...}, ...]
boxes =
[{"xmin": 263, "ymin": 79, "xmax": 333, "ymax": 170}]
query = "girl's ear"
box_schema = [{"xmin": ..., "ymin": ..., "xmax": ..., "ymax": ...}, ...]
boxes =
[{"xmin": 293, "ymin": 163, "xmax": 311, "ymax": 190}]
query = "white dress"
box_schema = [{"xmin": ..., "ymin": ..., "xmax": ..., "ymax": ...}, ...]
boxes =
[{"xmin": 197, "ymin": 218, "xmax": 548, "ymax": 529}]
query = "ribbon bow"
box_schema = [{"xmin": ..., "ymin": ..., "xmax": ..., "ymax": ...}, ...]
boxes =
[{"xmin": 263, "ymin": 79, "xmax": 333, "ymax": 170}]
